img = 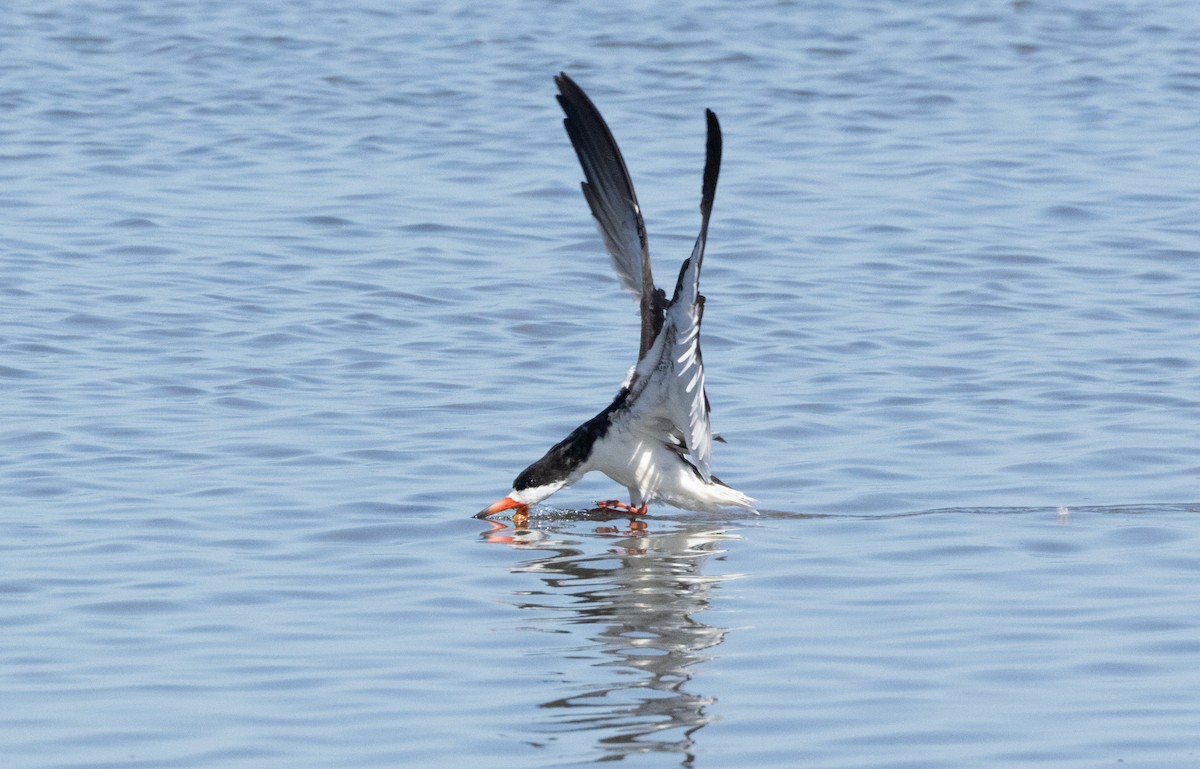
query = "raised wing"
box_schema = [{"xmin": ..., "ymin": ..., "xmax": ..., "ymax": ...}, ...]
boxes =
[
  {"xmin": 628, "ymin": 109, "xmax": 722, "ymax": 480},
  {"xmin": 555, "ymin": 73, "xmax": 665, "ymax": 360},
  {"xmin": 665, "ymin": 109, "xmax": 722, "ymax": 480}
]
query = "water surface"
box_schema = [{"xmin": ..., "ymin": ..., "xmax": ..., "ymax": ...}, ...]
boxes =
[{"xmin": 3, "ymin": 1, "xmax": 1199, "ymax": 767}]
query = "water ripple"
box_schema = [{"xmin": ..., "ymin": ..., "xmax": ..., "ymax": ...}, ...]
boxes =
[{"xmin": 4, "ymin": 1, "xmax": 1200, "ymax": 767}]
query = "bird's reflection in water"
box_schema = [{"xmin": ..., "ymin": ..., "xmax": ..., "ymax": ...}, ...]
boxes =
[{"xmin": 481, "ymin": 513, "xmax": 739, "ymax": 765}]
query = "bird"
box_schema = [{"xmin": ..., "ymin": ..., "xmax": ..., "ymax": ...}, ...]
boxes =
[{"xmin": 477, "ymin": 72, "xmax": 755, "ymax": 523}]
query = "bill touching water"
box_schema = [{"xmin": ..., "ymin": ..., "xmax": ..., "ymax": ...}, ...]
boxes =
[{"xmin": 480, "ymin": 73, "xmax": 755, "ymax": 525}]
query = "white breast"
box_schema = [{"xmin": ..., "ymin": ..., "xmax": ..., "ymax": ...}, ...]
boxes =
[{"xmin": 586, "ymin": 421, "xmax": 753, "ymax": 511}]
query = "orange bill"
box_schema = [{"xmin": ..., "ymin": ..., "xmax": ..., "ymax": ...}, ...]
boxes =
[{"xmin": 475, "ymin": 496, "xmax": 528, "ymax": 519}]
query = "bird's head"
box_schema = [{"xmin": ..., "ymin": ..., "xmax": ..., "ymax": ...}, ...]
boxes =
[{"xmin": 476, "ymin": 463, "xmax": 571, "ymax": 519}]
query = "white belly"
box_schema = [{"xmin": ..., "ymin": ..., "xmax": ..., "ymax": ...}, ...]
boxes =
[{"xmin": 586, "ymin": 423, "xmax": 754, "ymax": 511}]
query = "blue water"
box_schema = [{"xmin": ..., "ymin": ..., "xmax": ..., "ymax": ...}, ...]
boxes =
[{"xmin": 4, "ymin": 1, "xmax": 1200, "ymax": 766}]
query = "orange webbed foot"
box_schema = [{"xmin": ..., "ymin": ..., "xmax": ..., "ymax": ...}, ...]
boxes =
[{"xmin": 594, "ymin": 499, "xmax": 648, "ymax": 515}]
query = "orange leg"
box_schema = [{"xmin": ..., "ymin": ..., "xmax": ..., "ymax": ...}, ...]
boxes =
[{"xmin": 594, "ymin": 499, "xmax": 648, "ymax": 515}]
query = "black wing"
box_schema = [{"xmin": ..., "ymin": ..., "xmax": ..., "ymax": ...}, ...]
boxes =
[
  {"xmin": 555, "ymin": 72, "xmax": 666, "ymax": 360},
  {"xmin": 663, "ymin": 109, "xmax": 722, "ymax": 478}
]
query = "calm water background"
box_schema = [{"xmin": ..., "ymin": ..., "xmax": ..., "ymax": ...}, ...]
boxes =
[{"xmin": 3, "ymin": 1, "xmax": 1199, "ymax": 766}]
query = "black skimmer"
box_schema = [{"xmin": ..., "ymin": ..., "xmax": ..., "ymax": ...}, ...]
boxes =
[{"xmin": 478, "ymin": 73, "xmax": 755, "ymax": 522}]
